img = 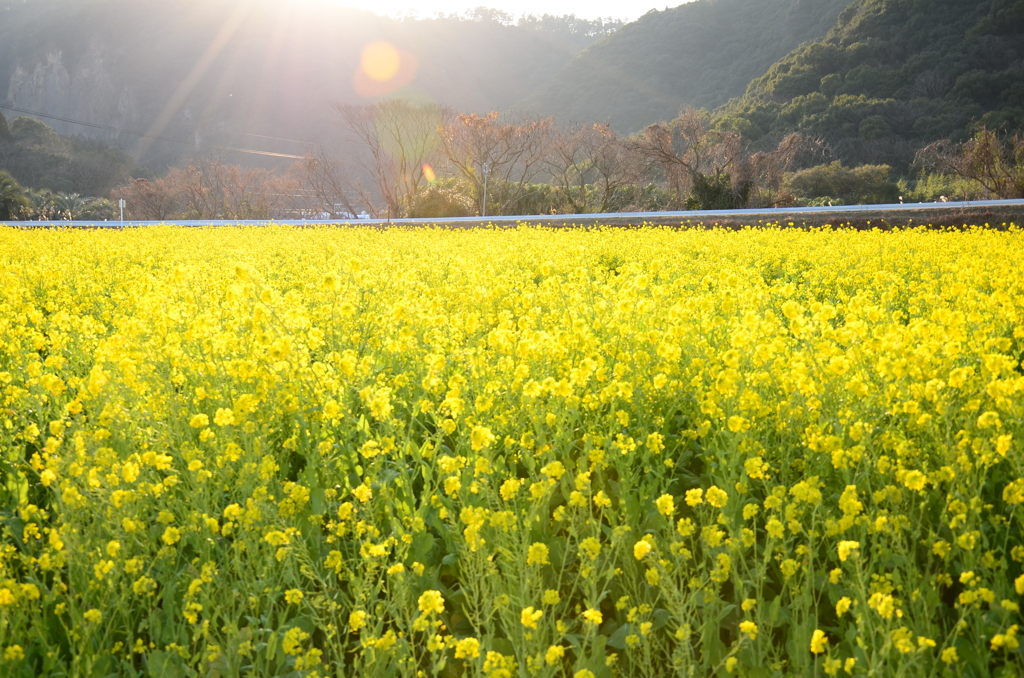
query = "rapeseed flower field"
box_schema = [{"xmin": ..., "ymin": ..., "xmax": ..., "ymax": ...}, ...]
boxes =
[{"xmin": 1, "ymin": 224, "xmax": 1023, "ymax": 678}]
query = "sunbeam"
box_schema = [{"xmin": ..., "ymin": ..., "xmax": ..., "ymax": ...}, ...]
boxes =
[{"xmin": 134, "ymin": 2, "xmax": 253, "ymax": 159}]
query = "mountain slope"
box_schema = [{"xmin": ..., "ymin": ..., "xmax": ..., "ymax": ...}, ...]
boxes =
[
  {"xmin": 719, "ymin": 0, "xmax": 1024, "ymax": 169},
  {"xmin": 0, "ymin": 0, "xmax": 607, "ymax": 170},
  {"xmin": 516, "ymin": 0, "xmax": 853, "ymax": 134}
]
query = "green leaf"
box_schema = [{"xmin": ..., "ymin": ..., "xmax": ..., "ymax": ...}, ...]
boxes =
[
  {"xmin": 145, "ymin": 650, "xmax": 187, "ymax": 678},
  {"xmin": 606, "ymin": 621, "xmax": 632, "ymax": 649}
]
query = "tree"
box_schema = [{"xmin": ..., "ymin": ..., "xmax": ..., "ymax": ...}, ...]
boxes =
[
  {"xmin": 48, "ymin": 193, "xmax": 87, "ymax": 220},
  {"xmin": 630, "ymin": 108, "xmax": 747, "ymax": 210},
  {"xmin": 113, "ymin": 160, "xmax": 297, "ymax": 220},
  {"xmin": 172, "ymin": 160, "xmax": 296, "ymax": 219},
  {"xmin": 736, "ymin": 133, "xmax": 817, "ymax": 207},
  {"xmin": 917, "ymin": 129, "xmax": 1024, "ymax": 199},
  {"xmin": 686, "ymin": 172, "xmax": 750, "ymax": 210},
  {"xmin": 10, "ymin": 116, "xmax": 63, "ymax": 147},
  {"xmin": 0, "ymin": 171, "xmax": 30, "ymax": 221},
  {"xmin": 441, "ymin": 112, "xmax": 553, "ymax": 216},
  {"xmin": 464, "ymin": 7, "xmax": 513, "ymax": 24},
  {"xmin": 113, "ymin": 178, "xmax": 181, "ymax": 221},
  {"xmin": 290, "ymin": 150, "xmax": 366, "ymax": 219},
  {"xmin": 403, "ymin": 179, "xmax": 475, "ymax": 218},
  {"xmin": 332, "ymin": 100, "xmax": 454, "ymax": 219},
  {"xmin": 0, "ymin": 111, "xmax": 11, "ymax": 143},
  {"xmin": 546, "ymin": 123, "xmax": 612, "ymax": 214},
  {"xmin": 782, "ymin": 161, "xmax": 900, "ymax": 205},
  {"xmin": 545, "ymin": 123, "xmax": 653, "ymax": 214}
]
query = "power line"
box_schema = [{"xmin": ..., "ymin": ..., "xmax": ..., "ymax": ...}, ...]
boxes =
[
  {"xmin": 0, "ymin": 103, "xmax": 307, "ymax": 159},
  {"xmin": 236, "ymin": 131, "xmax": 315, "ymax": 147}
]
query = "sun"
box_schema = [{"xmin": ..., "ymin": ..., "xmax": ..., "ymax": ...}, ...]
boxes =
[
  {"xmin": 353, "ymin": 40, "xmax": 419, "ymax": 97},
  {"xmin": 361, "ymin": 42, "xmax": 402, "ymax": 82}
]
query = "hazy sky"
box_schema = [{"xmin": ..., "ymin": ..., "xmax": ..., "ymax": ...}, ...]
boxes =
[{"xmin": 332, "ymin": 1, "xmax": 669, "ymax": 22}]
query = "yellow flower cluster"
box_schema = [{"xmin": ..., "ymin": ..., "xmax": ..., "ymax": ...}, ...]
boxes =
[{"xmin": 0, "ymin": 223, "xmax": 1022, "ymax": 677}]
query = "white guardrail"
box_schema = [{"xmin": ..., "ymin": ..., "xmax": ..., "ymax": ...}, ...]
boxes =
[{"xmin": 5, "ymin": 199, "xmax": 1024, "ymax": 228}]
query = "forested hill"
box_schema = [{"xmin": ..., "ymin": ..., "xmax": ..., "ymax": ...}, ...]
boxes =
[
  {"xmin": 515, "ymin": 0, "xmax": 853, "ymax": 134},
  {"xmin": 0, "ymin": 0, "xmax": 617, "ymax": 170},
  {"xmin": 718, "ymin": 0, "xmax": 1024, "ymax": 170}
]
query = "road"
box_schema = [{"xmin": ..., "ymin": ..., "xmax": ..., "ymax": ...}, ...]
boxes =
[{"xmin": 5, "ymin": 198, "xmax": 1024, "ymax": 228}]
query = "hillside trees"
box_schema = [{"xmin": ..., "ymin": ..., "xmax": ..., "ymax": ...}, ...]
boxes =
[
  {"xmin": 720, "ymin": 0, "xmax": 1024, "ymax": 171},
  {"xmin": 517, "ymin": 0, "xmax": 852, "ymax": 134},
  {"xmin": 0, "ymin": 1, "xmax": 616, "ymax": 171},
  {"xmin": 0, "ymin": 110, "xmax": 11, "ymax": 143},
  {"xmin": 0, "ymin": 116, "xmax": 136, "ymax": 197}
]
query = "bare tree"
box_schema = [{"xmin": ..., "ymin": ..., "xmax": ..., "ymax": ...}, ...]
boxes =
[
  {"xmin": 289, "ymin": 150, "xmax": 368, "ymax": 219},
  {"xmin": 114, "ymin": 160, "xmax": 296, "ymax": 220},
  {"xmin": 113, "ymin": 178, "xmax": 181, "ymax": 221},
  {"xmin": 917, "ymin": 129, "xmax": 1024, "ymax": 199},
  {"xmin": 630, "ymin": 108, "xmax": 745, "ymax": 209},
  {"xmin": 332, "ymin": 100, "xmax": 454, "ymax": 218},
  {"xmin": 737, "ymin": 133, "xmax": 817, "ymax": 207},
  {"xmin": 590, "ymin": 132, "xmax": 655, "ymax": 212},
  {"xmin": 545, "ymin": 123, "xmax": 654, "ymax": 214},
  {"xmin": 175, "ymin": 160, "xmax": 296, "ymax": 219},
  {"xmin": 441, "ymin": 112, "xmax": 554, "ymax": 215}
]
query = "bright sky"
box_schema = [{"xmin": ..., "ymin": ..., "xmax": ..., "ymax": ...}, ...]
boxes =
[{"xmin": 332, "ymin": 1, "xmax": 666, "ymax": 22}]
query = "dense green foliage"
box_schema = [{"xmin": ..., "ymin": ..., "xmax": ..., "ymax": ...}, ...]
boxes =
[
  {"xmin": 719, "ymin": 0, "xmax": 1024, "ymax": 170},
  {"xmin": 782, "ymin": 161, "xmax": 899, "ymax": 205},
  {"xmin": 517, "ymin": 0, "xmax": 852, "ymax": 134}
]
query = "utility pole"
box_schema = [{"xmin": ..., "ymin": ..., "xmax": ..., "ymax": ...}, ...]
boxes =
[
  {"xmin": 482, "ymin": 162, "xmax": 490, "ymax": 218},
  {"xmin": 118, "ymin": 198, "xmax": 125, "ymax": 222}
]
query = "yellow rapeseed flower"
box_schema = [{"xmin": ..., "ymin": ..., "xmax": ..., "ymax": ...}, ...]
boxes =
[
  {"xmin": 527, "ymin": 543, "xmax": 550, "ymax": 566},
  {"xmin": 521, "ymin": 607, "xmax": 543, "ymax": 629},
  {"xmin": 418, "ymin": 590, "xmax": 444, "ymax": 615},
  {"xmin": 162, "ymin": 526, "xmax": 181, "ymax": 546},
  {"xmin": 810, "ymin": 629, "xmax": 828, "ymax": 654},
  {"xmin": 706, "ymin": 486, "xmax": 728, "ymax": 508},
  {"xmin": 837, "ymin": 541, "xmax": 860, "ymax": 562},
  {"xmin": 455, "ymin": 637, "xmax": 480, "ymax": 659}
]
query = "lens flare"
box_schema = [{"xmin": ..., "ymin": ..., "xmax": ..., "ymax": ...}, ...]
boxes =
[
  {"xmin": 353, "ymin": 41, "xmax": 418, "ymax": 98},
  {"xmin": 361, "ymin": 41, "xmax": 401, "ymax": 82},
  {"xmin": 423, "ymin": 164, "xmax": 436, "ymax": 184}
]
